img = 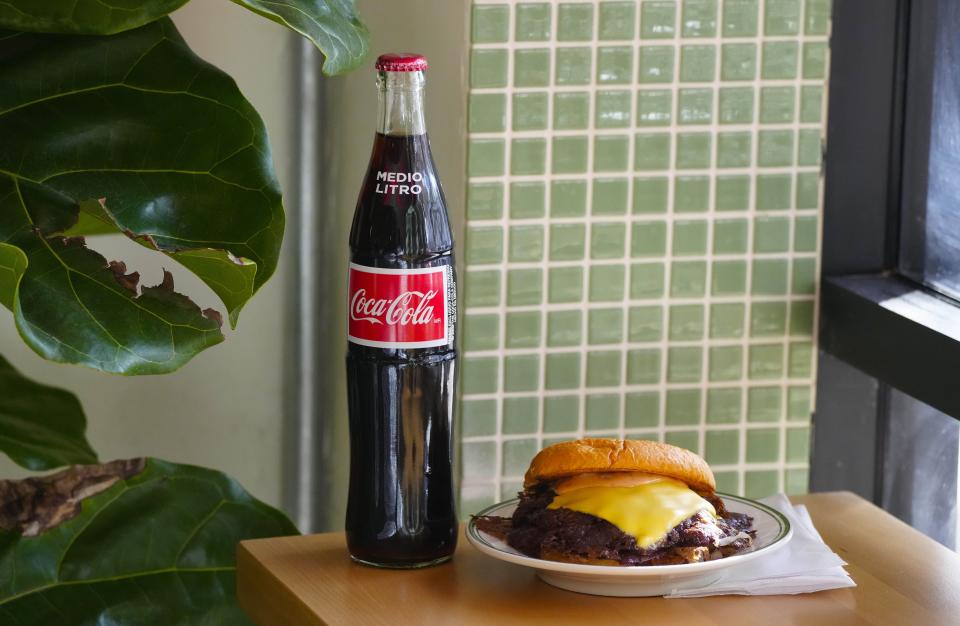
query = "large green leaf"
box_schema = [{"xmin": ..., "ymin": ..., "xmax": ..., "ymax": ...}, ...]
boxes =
[
  {"xmin": 0, "ymin": 19, "xmax": 285, "ymax": 373},
  {"xmin": 0, "ymin": 354, "xmax": 98, "ymax": 470},
  {"xmin": 230, "ymin": 0, "xmax": 369, "ymax": 74},
  {"xmin": 0, "ymin": 1, "xmax": 189, "ymax": 35},
  {"xmin": 0, "ymin": 0, "xmax": 369, "ymax": 75},
  {"xmin": 0, "ymin": 458, "xmax": 298, "ymax": 625}
]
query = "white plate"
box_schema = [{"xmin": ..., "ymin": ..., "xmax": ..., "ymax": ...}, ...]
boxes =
[{"xmin": 467, "ymin": 493, "xmax": 792, "ymax": 597}]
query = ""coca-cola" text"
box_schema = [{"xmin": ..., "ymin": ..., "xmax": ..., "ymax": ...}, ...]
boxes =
[{"xmin": 350, "ymin": 289, "xmax": 438, "ymax": 326}]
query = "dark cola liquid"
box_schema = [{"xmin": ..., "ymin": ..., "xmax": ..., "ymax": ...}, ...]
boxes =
[{"xmin": 345, "ymin": 132, "xmax": 458, "ymax": 567}]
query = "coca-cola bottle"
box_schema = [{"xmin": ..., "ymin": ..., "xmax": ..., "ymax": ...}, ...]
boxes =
[{"xmin": 345, "ymin": 53, "xmax": 458, "ymax": 568}]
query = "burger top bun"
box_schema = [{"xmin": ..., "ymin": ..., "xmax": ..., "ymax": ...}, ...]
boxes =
[{"xmin": 523, "ymin": 438, "xmax": 716, "ymax": 494}]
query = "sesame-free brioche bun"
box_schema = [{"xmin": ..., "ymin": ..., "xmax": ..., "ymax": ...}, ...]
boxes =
[{"xmin": 523, "ymin": 438, "xmax": 716, "ymax": 494}]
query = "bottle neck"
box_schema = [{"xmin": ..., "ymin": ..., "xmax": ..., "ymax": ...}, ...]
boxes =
[{"xmin": 377, "ymin": 71, "xmax": 426, "ymax": 136}]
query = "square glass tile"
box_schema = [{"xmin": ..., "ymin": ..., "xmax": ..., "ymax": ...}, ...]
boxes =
[
  {"xmin": 641, "ymin": 1, "xmax": 677, "ymax": 39},
  {"xmin": 555, "ymin": 47, "xmax": 593, "ymax": 85},
  {"xmin": 548, "ymin": 266, "xmax": 583, "ymax": 303},
  {"xmin": 638, "ymin": 89, "xmax": 673, "ymax": 127},
  {"xmin": 634, "ymin": 177, "xmax": 670, "ymax": 213},
  {"xmin": 626, "ymin": 392, "xmax": 660, "ymax": 428},
  {"xmin": 471, "ymin": 49, "xmax": 508, "ymax": 88},
  {"xmin": 669, "ymin": 304, "xmax": 705, "ymax": 340},
  {"xmin": 599, "ymin": 1, "xmax": 637, "ymax": 40},
  {"xmin": 630, "ymin": 262, "xmax": 666, "ymax": 298},
  {"xmin": 596, "ymin": 90, "xmax": 632, "ymax": 128},
  {"xmin": 511, "ymin": 182, "xmax": 546, "ymax": 219},
  {"xmin": 721, "ymin": 43, "xmax": 756, "ymax": 81},
  {"xmin": 515, "ymin": 2, "xmax": 552, "ymax": 41},
  {"xmin": 544, "ymin": 395, "xmax": 579, "ymax": 432},
  {"xmin": 638, "ymin": 46, "xmax": 676, "ymax": 83},
  {"xmin": 513, "ymin": 92, "xmax": 548, "ymax": 131},
  {"xmin": 710, "ymin": 302, "xmax": 745, "ymax": 338},
  {"xmin": 470, "ymin": 93, "xmax": 507, "ymax": 133},
  {"xmin": 722, "ymin": 0, "xmax": 759, "ymax": 37},
  {"xmin": 591, "ymin": 222, "xmax": 627, "ymax": 259},
  {"xmin": 554, "ymin": 92, "xmax": 590, "ymax": 130},
  {"xmin": 464, "ymin": 314, "xmax": 499, "ymax": 352},
  {"xmin": 597, "ymin": 46, "xmax": 634, "ymax": 84},
  {"xmin": 678, "ymin": 88, "xmax": 714, "ymax": 125},
  {"xmin": 589, "ymin": 264, "xmax": 626, "ymax": 301},
  {"xmin": 462, "ymin": 399, "xmax": 496, "ymax": 437},
  {"xmin": 551, "ymin": 180, "xmax": 588, "ymax": 216},
  {"xmin": 506, "ymin": 311, "xmax": 542, "ymax": 349},
  {"xmin": 472, "ymin": 5, "xmax": 509, "ymax": 43},
  {"xmin": 503, "ymin": 396, "xmax": 539, "ymax": 435},
  {"xmin": 594, "ymin": 135, "xmax": 630, "ymax": 172},
  {"xmin": 589, "ymin": 308, "xmax": 625, "ymax": 344},
  {"xmin": 508, "ymin": 268, "xmax": 543, "ymax": 305},
  {"xmin": 629, "ymin": 305, "xmax": 663, "ymax": 341},
  {"xmin": 761, "ymin": 41, "xmax": 799, "ymax": 79},
  {"xmin": 465, "ymin": 269, "xmax": 501, "ymax": 307},
  {"xmin": 635, "ymin": 133, "xmax": 672, "ymax": 170},
  {"xmin": 680, "ymin": 45, "xmax": 717, "ymax": 82},
  {"xmin": 719, "ymin": 87, "xmax": 754, "ymax": 124},
  {"xmin": 514, "ymin": 48, "xmax": 551, "ymax": 87},
  {"xmin": 557, "ymin": 2, "xmax": 594, "ymax": 41},
  {"xmin": 592, "ymin": 178, "xmax": 629, "ymax": 215},
  {"xmin": 509, "ymin": 224, "xmax": 544, "ymax": 262},
  {"xmin": 511, "ymin": 138, "xmax": 547, "ymax": 175},
  {"xmin": 682, "ymin": 0, "xmax": 719, "ymax": 37},
  {"xmin": 552, "ymin": 136, "xmax": 589, "ymax": 173},
  {"xmin": 467, "ymin": 182, "xmax": 503, "ymax": 221},
  {"xmin": 547, "ymin": 310, "xmax": 582, "ymax": 347}
]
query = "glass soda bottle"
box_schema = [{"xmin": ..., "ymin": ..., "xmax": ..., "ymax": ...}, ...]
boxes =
[{"xmin": 344, "ymin": 53, "xmax": 458, "ymax": 568}]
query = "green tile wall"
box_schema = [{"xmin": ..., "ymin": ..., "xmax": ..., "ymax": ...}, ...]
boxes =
[{"xmin": 463, "ymin": 0, "xmax": 828, "ymax": 513}]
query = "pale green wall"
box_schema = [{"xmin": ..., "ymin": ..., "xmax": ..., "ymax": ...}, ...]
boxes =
[{"xmin": 0, "ymin": 2, "xmax": 296, "ymax": 509}]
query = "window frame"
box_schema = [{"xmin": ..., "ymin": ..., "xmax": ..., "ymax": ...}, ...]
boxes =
[{"xmin": 813, "ymin": 0, "xmax": 960, "ymax": 501}]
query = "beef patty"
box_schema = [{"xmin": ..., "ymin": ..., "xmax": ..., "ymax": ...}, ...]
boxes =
[{"xmin": 475, "ymin": 487, "xmax": 755, "ymax": 566}]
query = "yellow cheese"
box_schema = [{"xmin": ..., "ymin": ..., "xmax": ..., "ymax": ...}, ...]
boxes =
[{"xmin": 548, "ymin": 477, "xmax": 715, "ymax": 548}]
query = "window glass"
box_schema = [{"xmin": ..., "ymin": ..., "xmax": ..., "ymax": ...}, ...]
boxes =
[{"xmin": 900, "ymin": 0, "xmax": 960, "ymax": 300}]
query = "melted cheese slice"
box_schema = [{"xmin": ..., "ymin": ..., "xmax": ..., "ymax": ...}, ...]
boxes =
[{"xmin": 548, "ymin": 476, "xmax": 715, "ymax": 548}]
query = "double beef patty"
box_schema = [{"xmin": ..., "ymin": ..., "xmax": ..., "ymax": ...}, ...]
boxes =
[{"xmin": 475, "ymin": 487, "xmax": 754, "ymax": 566}]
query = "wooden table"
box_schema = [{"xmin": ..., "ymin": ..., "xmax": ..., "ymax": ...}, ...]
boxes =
[{"xmin": 237, "ymin": 492, "xmax": 960, "ymax": 625}]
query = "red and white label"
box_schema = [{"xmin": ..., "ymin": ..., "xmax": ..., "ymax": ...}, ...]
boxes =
[{"xmin": 347, "ymin": 263, "xmax": 452, "ymax": 348}]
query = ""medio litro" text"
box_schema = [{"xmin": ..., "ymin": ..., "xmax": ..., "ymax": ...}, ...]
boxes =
[{"xmin": 375, "ymin": 170, "xmax": 423, "ymax": 195}]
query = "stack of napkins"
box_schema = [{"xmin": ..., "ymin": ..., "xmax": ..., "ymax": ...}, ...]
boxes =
[{"xmin": 666, "ymin": 493, "xmax": 855, "ymax": 597}]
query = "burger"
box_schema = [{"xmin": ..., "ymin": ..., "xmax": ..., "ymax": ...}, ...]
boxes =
[{"xmin": 474, "ymin": 438, "xmax": 755, "ymax": 566}]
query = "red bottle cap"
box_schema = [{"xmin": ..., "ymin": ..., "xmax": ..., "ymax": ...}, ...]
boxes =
[{"xmin": 375, "ymin": 53, "xmax": 429, "ymax": 72}]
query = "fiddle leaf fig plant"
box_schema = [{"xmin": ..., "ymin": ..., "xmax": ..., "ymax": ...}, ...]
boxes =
[{"xmin": 0, "ymin": 0, "xmax": 369, "ymax": 623}]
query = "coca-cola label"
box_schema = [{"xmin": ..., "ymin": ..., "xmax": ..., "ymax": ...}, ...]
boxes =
[{"xmin": 347, "ymin": 263, "xmax": 453, "ymax": 348}]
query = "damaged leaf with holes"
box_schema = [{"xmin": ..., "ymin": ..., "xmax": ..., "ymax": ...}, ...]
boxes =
[
  {"xmin": 0, "ymin": 19, "xmax": 285, "ymax": 374},
  {"xmin": 0, "ymin": 458, "xmax": 299, "ymax": 625}
]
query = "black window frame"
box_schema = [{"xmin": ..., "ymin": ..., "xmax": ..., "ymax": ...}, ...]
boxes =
[{"xmin": 812, "ymin": 0, "xmax": 960, "ymax": 503}]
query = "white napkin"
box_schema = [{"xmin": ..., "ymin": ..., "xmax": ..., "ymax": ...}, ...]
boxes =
[{"xmin": 665, "ymin": 493, "xmax": 856, "ymax": 597}]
